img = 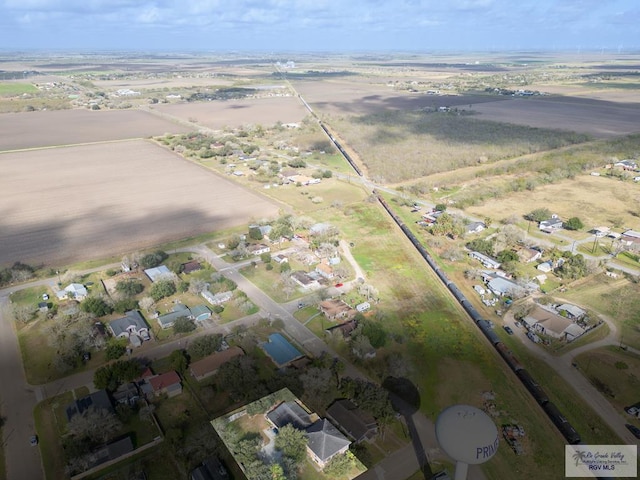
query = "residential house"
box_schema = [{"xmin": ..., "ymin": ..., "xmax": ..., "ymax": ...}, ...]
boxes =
[
  {"xmin": 325, "ymin": 319, "xmax": 358, "ymax": 338},
  {"xmin": 469, "ymin": 251, "xmax": 501, "ymax": 269},
  {"xmin": 191, "ymin": 304, "xmax": 212, "ymax": 322},
  {"xmin": 466, "ymin": 221, "xmax": 486, "ymax": 234},
  {"xmin": 144, "ymin": 265, "xmax": 172, "ymax": 283},
  {"xmin": 273, "ymin": 254, "xmax": 288, "ymax": 264},
  {"xmin": 58, "ymin": 283, "xmax": 88, "ymax": 300},
  {"xmin": 518, "ymin": 247, "xmax": 542, "ymax": 264},
  {"xmin": 112, "ymin": 383, "xmax": 140, "ymax": 406},
  {"xmin": 148, "ymin": 371, "xmax": 183, "ymax": 398},
  {"xmin": 38, "ymin": 301, "xmax": 49, "ymax": 313},
  {"xmin": 319, "ymin": 299, "xmax": 356, "ymax": 321},
  {"xmin": 486, "ymin": 275, "xmax": 533, "ymax": 298},
  {"xmin": 85, "ymin": 436, "xmax": 134, "ymax": 470},
  {"xmin": 305, "ymin": 418, "xmax": 351, "ymax": 468},
  {"xmin": 190, "ymin": 457, "xmax": 230, "ymax": 480},
  {"xmin": 523, "ymin": 306, "xmax": 585, "ymax": 341},
  {"xmin": 621, "ymin": 230, "xmax": 640, "ymax": 245},
  {"xmin": 326, "ymin": 399, "xmax": 378, "ymax": 443},
  {"xmin": 266, "ymin": 400, "xmax": 315, "ymax": 430},
  {"xmin": 539, "ymin": 215, "xmax": 563, "ymax": 233},
  {"xmin": 556, "ymin": 304, "xmax": 586, "ymax": 320},
  {"xmin": 290, "ymin": 271, "xmax": 320, "ymax": 290},
  {"xmin": 157, "ymin": 304, "xmax": 191, "ymax": 329},
  {"xmin": 108, "ymin": 310, "xmax": 150, "ymax": 344},
  {"xmin": 201, "ymin": 290, "xmax": 233, "ymax": 306},
  {"xmin": 537, "ymin": 261, "xmax": 553, "ymax": 273},
  {"xmin": 592, "ymin": 226, "xmax": 611, "ymax": 238},
  {"xmin": 614, "ymin": 159, "xmax": 638, "ymax": 171},
  {"xmin": 248, "ymin": 244, "xmax": 270, "ymax": 256},
  {"xmin": 66, "ymin": 389, "xmax": 114, "ymax": 422},
  {"xmin": 181, "ymin": 261, "xmax": 202, "ymax": 274},
  {"xmin": 189, "ymin": 347, "xmax": 245, "ymax": 381},
  {"xmin": 315, "ymin": 261, "xmax": 335, "ymax": 279}
]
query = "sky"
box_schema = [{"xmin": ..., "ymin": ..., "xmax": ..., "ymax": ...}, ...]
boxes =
[{"xmin": 0, "ymin": 0, "xmax": 638, "ymax": 52}]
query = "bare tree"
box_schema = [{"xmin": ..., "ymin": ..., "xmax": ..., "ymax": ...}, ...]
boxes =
[
  {"xmin": 139, "ymin": 296, "xmax": 155, "ymax": 312},
  {"xmin": 68, "ymin": 407, "xmax": 122, "ymax": 444},
  {"xmin": 188, "ymin": 279, "xmax": 207, "ymax": 295}
]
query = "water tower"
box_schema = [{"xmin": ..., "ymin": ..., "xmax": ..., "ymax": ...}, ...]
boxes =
[{"xmin": 435, "ymin": 405, "xmax": 498, "ymax": 480}]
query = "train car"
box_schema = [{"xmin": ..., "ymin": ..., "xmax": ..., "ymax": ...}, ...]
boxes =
[
  {"xmin": 516, "ymin": 369, "xmax": 549, "ymax": 405},
  {"xmin": 494, "ymin": 342, "xmax": 524, "ymax": 372},
  {"xmin": 477, "ymin": 322, "xmax": 500, "ymax": 345},
  {"xmin": 543, "ymin": 402, "xmax": 581, "ymax": 444}
]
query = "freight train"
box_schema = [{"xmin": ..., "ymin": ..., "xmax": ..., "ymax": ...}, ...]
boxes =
[{"xmin": 374, "ymin": 191, "xmax": 583, "ymax": 446}]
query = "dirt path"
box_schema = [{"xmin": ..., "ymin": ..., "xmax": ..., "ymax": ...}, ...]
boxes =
[{"xmin": 339, "ymin": 239, "xmax": 366, "ymax": 281}]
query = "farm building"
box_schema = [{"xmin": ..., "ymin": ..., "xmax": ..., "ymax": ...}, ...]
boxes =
[{"xmin": 556, "ymin": 304, "xmax": 586, "ymax": 320}]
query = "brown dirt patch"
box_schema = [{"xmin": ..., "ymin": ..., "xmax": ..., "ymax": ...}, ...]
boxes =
[
  {"xmin": 153, "ymin": 95, "xmax": 308, "ymax": 130},
  {"xmin": 0, "ymin": 109, "xmax": 191, "ymax": 151},
  {"xmin": 0, "ymin": 140, "xmax": 279, "ymax": 267}
]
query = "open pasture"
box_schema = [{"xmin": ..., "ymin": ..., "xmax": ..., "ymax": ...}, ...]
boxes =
[
  {"xmin": 0, "ymin": 140, "xmax": 279, "ymax": 267},
  {"xmin": 466, "ymin": 173, "xmax": 640, "ymax": 231},
  {"xmin": 0, "ymin": 109, "xmax": 191, "ymax": 151},
  {"xmin": 153, "ymin": 95, "xmax": 308, "ymax": 129}
]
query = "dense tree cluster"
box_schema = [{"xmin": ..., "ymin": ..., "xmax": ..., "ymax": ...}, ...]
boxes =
[
  {"xmin": 187, "ymin": 334, "xmax": 223, "ymax": 360},
  {"xmin": 0, "ymin": 261, "xmax": 35, "ymax": 286},
  {"xmin": 149, "ymin": 279, "xmax": 176, "ymax": 301},
  {"xmin": 94, "ymin": 360, "xmax": 142, "ymax": 391},
  {"xmin": 139, "ymin": 250, "xmax": 168, "ymax": 269}
]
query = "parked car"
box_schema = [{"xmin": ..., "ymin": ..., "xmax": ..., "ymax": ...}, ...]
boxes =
[
  {"xmin": 503, "ymin": 326, "xmax": 514, "ymax": 335},
  {"xmin": 30, "ymin": 435, "xmax": 38, "ymax": 447},
  {"xmin": 140, "ymin": 330, "xmax": 150, "ymax": 341},
  {"xmin": 625, "ymin": 423, "xmax": 640, "ymax": 439},
  {"xmin": 334, "ymin": 283, "xmax": 344, "ymax": 288},
  {"xmin": 42, "ymin": 293, "xmax": 49, "ymax": 301}
]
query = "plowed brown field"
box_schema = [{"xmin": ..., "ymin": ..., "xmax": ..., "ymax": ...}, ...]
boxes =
[
  {"xmin": 0, "ymin": 140, "xmax": 279, "ymax": 267},
  {"xmin": 0, "ymin": 109, "xmax": 191, "ymax": 151}
]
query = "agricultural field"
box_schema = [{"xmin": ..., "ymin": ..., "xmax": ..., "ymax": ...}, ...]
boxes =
[
  {"xmin": 0, "ymin": 139, "xmax": 279, "ymax": 267},
  {"xmin": 153, "ymin": 95, "xmax": 308, "ymax": 131},
  {"xmin": 470, "ymin": 95, "xmax": 640, "ymax": 138},
  {"xmin": 0, "ymin": 109, "xmax": 191, "ymax": 151}
]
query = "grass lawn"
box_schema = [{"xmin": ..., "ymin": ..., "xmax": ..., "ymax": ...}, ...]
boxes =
[
  {"xmin": 560, "ymin": 274, "xmax": 640, "ymax": 351},
  {"xmin": 0, "ymin": 82, "xmax": 39, "ymax": 95},
  {"xmin": 574, "ymin": 346, "xmax": 640, "ymax": 426},
  {"xmin": 240, "ymin": 262, "xmax": 307, "ymax": 303},
  {"xmin": 34, "ymin": 392, "xmax": 74, "ymax": 480}
]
